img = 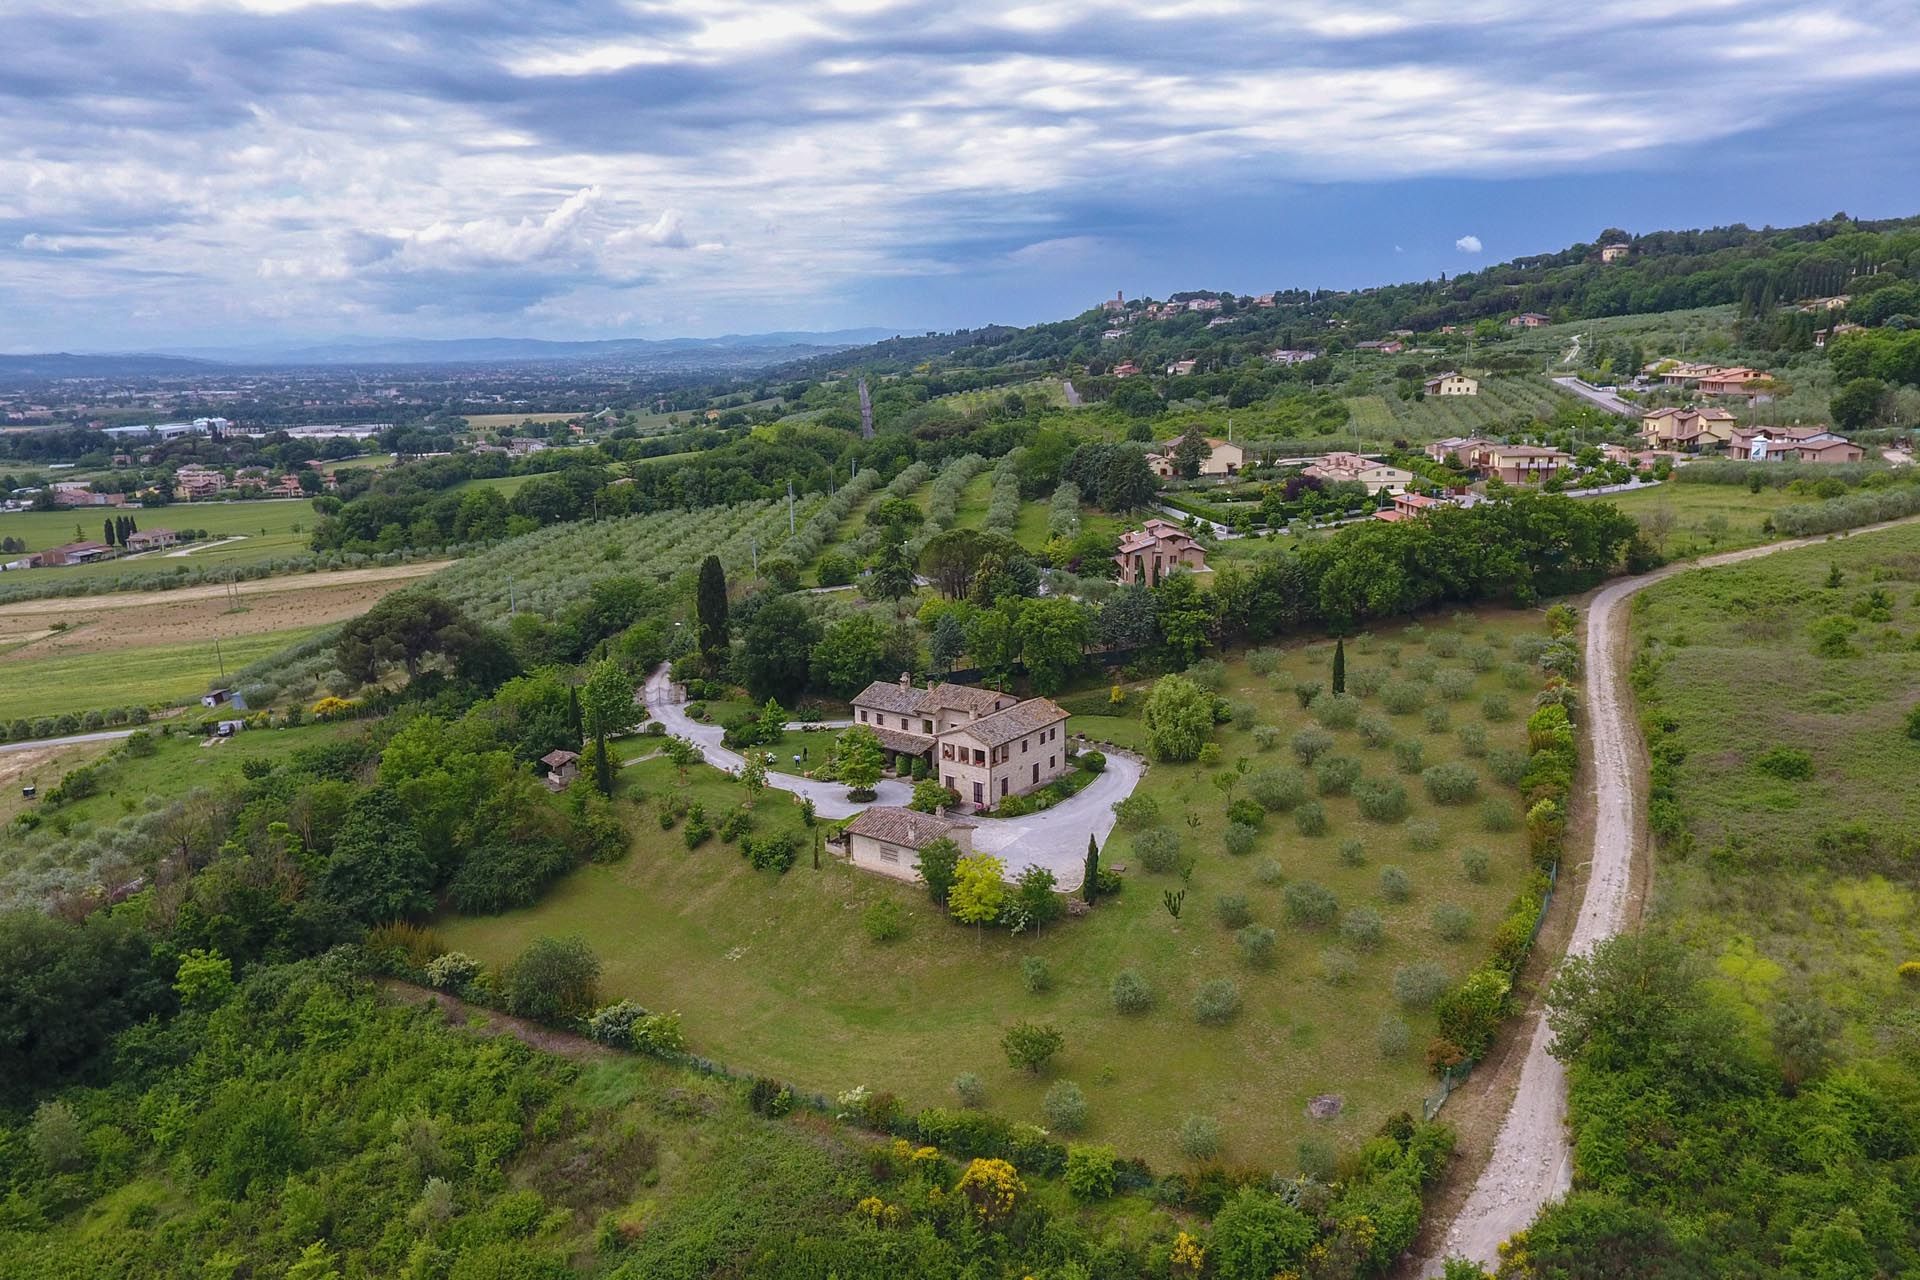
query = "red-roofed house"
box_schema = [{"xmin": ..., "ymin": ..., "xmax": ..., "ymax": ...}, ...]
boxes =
[{"xmin": 1114, "ymin": 518, "xmax": 1207, "ymax": 586}]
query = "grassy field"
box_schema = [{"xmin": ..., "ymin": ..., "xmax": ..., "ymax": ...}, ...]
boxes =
[
  {"xmin": 0, "ymin": 498, "xmax": 320, "ymax": 587},
  {"xmin": 0, "ymin": 624, "xmax": 323, "ymax": 721},
  {"xmin": 441, "ymin": 609, "xmax": 1548, "ymax": 1168},
  {"xmin": 1629, "ymin": 522, "xmax": 1920, "ymax": 1059},
  {"xmin": 1598, "ymin": 480, "xmax": 1803, "ymax": 556}
]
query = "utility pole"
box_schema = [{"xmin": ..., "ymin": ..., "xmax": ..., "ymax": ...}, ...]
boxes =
[
  {"xmin": 787, "ymin": 480, "xmax": 795, "ymax": 533},
  {"xmin": 508, "ymin": 575, "xmax": 516, "ymax": 615},
  {"xmin": 751, "ymin": 538, "xmax": 758, "ymax": 575},
  {"xmin": 215, "ymin": 638, "xmax": 225, "ymax": 681}
]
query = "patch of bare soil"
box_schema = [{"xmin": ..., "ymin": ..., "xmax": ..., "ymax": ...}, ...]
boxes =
[
  {"xmin": 0, "ymin": 561, "xmax": 446, "ymax": 618},
  {"xmin": 0, "ymin": 740, "xmax": 112, "ymax": 822}
]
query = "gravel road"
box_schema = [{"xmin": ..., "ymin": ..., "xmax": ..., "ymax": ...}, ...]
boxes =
[{"xmin": 1424, "ymin": 513, "xmax": 1920, "ymax": 1273}]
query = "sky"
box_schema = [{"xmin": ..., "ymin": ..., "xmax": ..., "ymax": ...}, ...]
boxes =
[{"xmin": 6, "ymin": 0, "xmax": 1920, "ymax": 352}]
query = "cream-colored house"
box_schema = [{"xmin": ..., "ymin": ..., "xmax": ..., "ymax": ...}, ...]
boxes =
[
  {"xmin": 842, "ymin": 806, "xmax": 974, "ymax": 883},
  {"xmin": 1146, "ymin": 435, "xmax": 1243, "ymax": 478},
  {"xmin": 1304, "ymin": 451, "xmax": 1415, "ymax": 495},
  {"xmin": 1422, "ymin": 372, "xmax": 1478, "ymax": 396},
  {"xmin": 1600, "ymin": 243, "xmax": 1630, "ymax": 263}
]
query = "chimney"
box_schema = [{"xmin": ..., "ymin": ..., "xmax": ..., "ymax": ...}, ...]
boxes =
[{"xmin": 899, "ymin": 671, "xmax": 912, "ymax": 688}]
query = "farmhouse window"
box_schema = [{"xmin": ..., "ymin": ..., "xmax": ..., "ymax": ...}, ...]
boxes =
[
  {"xmin": 972, "ymin": 782, "xmax": 983, "ymax": 805},
  {"xmin": 879, "ymin": 846, "xmax": 899, "ymax": 864},
  {"xmin": 858, "ymin": 709, "xmax": 867, "ymax": 723}
]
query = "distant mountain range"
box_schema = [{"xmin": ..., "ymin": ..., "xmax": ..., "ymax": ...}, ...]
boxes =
[{"xmin": 0, "ymin": 329, "xmax": 906, "ymax": 378}]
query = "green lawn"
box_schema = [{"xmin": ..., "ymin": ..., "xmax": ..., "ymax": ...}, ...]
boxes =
[
  {"xmin": 0, "ymin": 625, "xmax": 323, "ymax": 721},
  {"xmin": 440, "ymin": 609, "xmax": 1548, "ymax": 1169},
  {"xmin": 1629, "ymin": 522, "xmax": 1920, "ymax": 1061}
]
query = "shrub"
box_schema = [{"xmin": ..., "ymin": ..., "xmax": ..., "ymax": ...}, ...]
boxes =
[
  {"xmin": 1283, "ymin": 880, "xmax": 1338, "ymax": 926},
  {"xmin": 1393, "ymin": 739, "xmax": 1426, "ymax": 774},
  {"xmin": 1394, "ymin": 963, "xmax": 1451, "ymax": 1008},
  {"xmin": 1227, "ymin": 699, "xmax": 1259, "ymax": 729},
  {"xmin": 1435, "ymin": 668, "xmax": 1474, "ymax": 702},
  {"xmin": 1080, "ymin": 750, "xmax": 1107, "ymax": 775},
  {"xmin": 1248, "ymin": 647, "xmax": 1282, "ymax": 676},
  {"xmin": 1113, "ymin": 793, "xmax": 1161, "ymax": 829},
  {"xmin": 1380, "ymin": 865, "xmax": 1412, "ymax": 901},
  {"xmin": 1356, "ymin": 779, "xmax": 1409, "ymax": 823},
  {"xmin": 1464, "ymin": 643, "xmax": 1497, "ymax": 673},
  {"xmin": 1338, "ymin": 836, "xmax": 1367, "ymax": 867},
  {"xmin": 719, "ymin": 806, "xmax": 752, "ymax": 843},
  {"xmin": 1294, "ymin": 679, "xmax": 1323, "ymax": 708},
  {"xmin": 1381, "ymin": 682, "xmax": 1427, "ymax": 715},
  {"xmin": 1249, "ymin": 767, "xmax": 1307, "ymax": 811},
  {"xmin": 1431, "ymin": 903, "xmax": 1475, "ymax": 941},
  {"xmin": 1424, "ymin": 762, "xmax": 1481, "ymax": 804},
  {"xmin": 1340, "ymin": 906, "xmax": 1385, "ymax": 950},
  {"xmin": 1215, "ymin": 893, "xmax": 1253, "ymax": 928},
  {"xmin": 1320, "ymin": 947, "xmax": 1357, "ymax": 985},
  {"xmin": 1357, "ymin": 713, "xmax": 1395, "ymax": 748},
  {"xmin": 745, "ymin": 831, "xmax": 799, "ymax": 872},
  {"xmin": 1223, "ymin": 822, "xmax": 1259, "ymax": 856},
  {"xmin": 1144, "ymin": 674, "xmax": 1215, "ymax": 761},
  {"xmin": 1178, "ymin": 1114, "xmax": 1222, "ymax": 1161},
  {"xmin": 1406, "ymin": 819, "xmax": 1441, "ymax": 851},
  {"xmin": 503, "ymin": 936, "xmax": 600, "ymax": 1024},
  {"xmin": 1458, "ymin": 723, "xmax": 1488, "ymax": 757},
  {"xmin": 1064, "ymin": 1144, "xmax": 1118, "ymax": 1200},
  {"xmin": 954, "ymin": 1073, "xmax": 987, "ymax": 1107},
  {"xmin": 1291, "ymin": 726, "xmax": 1334, "ymax": 766},
  {"xmin": 425, "ymin": 951, "xmax": 482, "ymax": 992},
  {"xmin": 1501, "ymin": 660, "xmax": 1534, "ymax": 690},
  {"xmin": 1199, "ymin": 742, "xmax": 1222, "ymax": 766},
  {"xmin": 1134, "ymin": 827, "xmax": 1181, "ymax": 873},
  {"xmin": 1487, "ymin": 748, "xmax": 1529, "ymax": 786},
  {"xmin": 1315, "ymin": 693, "xmax": 1360, "ymax": 730},
  {"xmin": 1193, "ymin": 979, "xmax": 1242, "ymax": 1025},
  {"xmin": 1111, "ymin": 969, "xmax": 1155, "ymax": 1014},
  {"xmin": 1351, "ymin": 667, "xmax": 1386, "ymax": 697},
  {"xmin": 1187, "ymin": 658, "xmax": 1227, "ymax": 690},
  {"xmin": 1250, "ymin": 724, "xmax": 1281, "ymax": 750},
  {"xmin": 1042, "ymin": 1080, "xmax": 1089, "ymax": 1133},
  {"xmin": 1480, "ymin": 798, "xmax": 1520, "ymax": 833},
  {"xmin": 1316, "ymin": 755, "xmax": 1361, "ymax": 796},
  {"xmin": 1294, "ymin": 800, "xmax": 1328, "ymax": 836},
  {"xmin": 1022, "ymin": 955, "xmax": 1053, "ymax": 993},
  {"xmin": 1481, "ymin": 693, "xmax": 1514, "ymax": 722},
  {"xmin": 863, "ymin": 900, "xmax": 909, "ymax": 943},
  {"xmin": 1899, "ymin": 960, "xmax": 1920, "ymax": 984},
  {"xmin": 1754, "ymin": 746, "xmax": 1813, "ymax": 780},
  {"xmin": 1254, "ymin": 858, "xmax": 1285, "ymax": 886},
  {"xmin": 1236, "ymin": 924, "xmax": 1277, "ymax": 968},
  {"xmin": 1226, "ymin": 797, "xmax": 1265, "ymax": 828},
  {"xmin": 1377, "ymin": 1016, "xmax": 1411, "ymax": 1058},
  {"xmin": 1423, "ymin": 705, "xmax": 1451, "ymax": 734},
  {"xmin": 1461, "ymin": 848, "xmax": 1492, "ymax": 883}
]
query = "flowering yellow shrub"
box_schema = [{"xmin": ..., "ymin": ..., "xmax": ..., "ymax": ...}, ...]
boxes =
[
  {"xmin": 309, "ymin": 696, "xmax": 356, "ymax": 721},
  {"xmin": 1170, "ymin": 1231, "xmax": 1206, "ymax": 1274},
  {"xmin": 855, "ymin": 1196, "xmax": 903, "ymax": 1227},
  {"xmin": 1900, "ymin": 960, "xmax": 1920, "ymax": 983},
  {"xmin": 955, "ymin": 1157, "xmax": 1024, "ymax": 1223}
]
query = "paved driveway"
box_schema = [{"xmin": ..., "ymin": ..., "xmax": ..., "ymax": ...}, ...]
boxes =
[{"xmin": 641, "ymin": 664, "xmax": 1141, "ymax": 890}]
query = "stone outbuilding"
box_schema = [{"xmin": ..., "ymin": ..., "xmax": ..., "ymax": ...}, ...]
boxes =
[{"xmin": 842, "ymin": 806, "xmax": 974, "ymax": 883}]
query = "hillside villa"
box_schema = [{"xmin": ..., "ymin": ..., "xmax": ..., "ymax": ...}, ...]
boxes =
[
  {"xmin": 1115, "ymin": 518, "xmax": 1208, "ymax": 586},
  {"xmin": 1640, "ymin": 406, "xmax": 1737, "ymax": 450},
  {"xmin": 1304, "ymin": 451, "xmax": 1415, "ymax": 495},
  {"xmin": 1697, "ymin": 368, "xmax": 1770, "ymax": 398},
  {"xmin": 850, "ymin": 675, "xmax": 1071, "ymax": 812},
  {"xmin": 1146, "ymin": 435, "xmax": 1243, "ymax": 478},
  {"xmin": 1425, "ymin": 437, "xmax": 1494, "ymax": 466},
  {"xmin": 841, "ymin": 806, "xmax": 975, "ymax": 883},
  {"xmin": 1600, "ymin": 243, "xmax": 1631, "ymax": 263},
  {"xmin": 1373, "ymin": 491, "xmax": 1450, "ymax": 523},
  {"xmin": 1422, "ymin": 372, "xmax": 1478, "ymax": 396},
  {"xmin": 1112, "ymin": 360, "xmax": 1141, "ymax": 379},
  {"xmin": 1479, "ymin": 444, "xmax": 1571, "ymax": 485},
  {"xmin": 1727, "ymin": 426, "xmax": 1863, "ymax": 464},
  {"xmin": 1508, "ymin": 312, "xmax": 1551, "ymax": 328},
  {"xmin": 1166, "ymin": 359, "xmax": 1199, "ymax": 376}
]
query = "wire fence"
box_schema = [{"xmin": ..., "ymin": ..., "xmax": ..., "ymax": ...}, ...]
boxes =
[{"xmin": 1422, "ymin": 860, "xmax": 1559, "ymax": 1122}]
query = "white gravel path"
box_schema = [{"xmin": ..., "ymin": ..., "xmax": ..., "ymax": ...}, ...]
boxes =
[
  {"xmin": 640, "ymin": 663, "xmax": 1141, "ymax": 891},
  {"xmin": 1424, "ymin": 512, "xmax": 1920, "ymax": 1273}
]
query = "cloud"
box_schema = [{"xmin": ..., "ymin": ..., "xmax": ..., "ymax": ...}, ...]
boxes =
[{"xmin": 3, "ymin": 0, "xmax": 1920, "ymax": 345}]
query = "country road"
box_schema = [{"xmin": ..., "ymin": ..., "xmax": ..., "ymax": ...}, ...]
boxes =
[
  {"xmin": 1424, "ymin": 511, "xmax": 1920, "ymax": 1273},
  {"xmin": 1548, "ymin": 375, "xmax": 1637, "ymax": 417}
]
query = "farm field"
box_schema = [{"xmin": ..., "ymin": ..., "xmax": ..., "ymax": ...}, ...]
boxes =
[
  {"xmin": 1598, "ymin": 479, "xmax": 1803, "ymax": 556},
  {"xmin": 0, "ymin": 739, "xmax": 113, "ymax": 825},
  {"xmin": 440, "ymin": 608, "xmax": 1550, "ymax": 1168},
  {"xmin": 461, "ymin": 411, "xmax": 582, "ymax": 429},
  {"xmin": 0, "ymin": 498, "xmax": 322, "ymax": 590},
  {"xmin": 0, "ymin": 624, "xmax": 322, "ymax": 722},
  {"xmin": 1630, "ymin": 523, "xmax": 1920, "ymax": 1054}
]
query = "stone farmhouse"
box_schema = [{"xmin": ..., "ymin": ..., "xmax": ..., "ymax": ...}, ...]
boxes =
[
  {"xmin": 850, "ymin": 675, "xmax": 1071, "ymax": 812},
  {"xmin": 1115, "ymin": 518, "xmax": 1207, "ymax": 586},
  {"xmin": 841, "ymin": 806, "xmax": 974, "ymax": 882}
]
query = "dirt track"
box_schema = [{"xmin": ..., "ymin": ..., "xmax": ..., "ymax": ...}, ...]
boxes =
[
  {"xmin": 1423, "ymin": 514, "xmax": 1920, "ymax": 1273},
  {"xmin": 0, "ymin": 561, "xmax": 445, "ymax": 617}
]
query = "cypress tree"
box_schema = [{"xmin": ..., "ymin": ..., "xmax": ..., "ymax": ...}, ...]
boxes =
[
  {"xmin": 695, "ymin": 555, "xmax": 730, "ymax": 671},
  {"xmin": 103, "ymin": 519, "xmax": 115, "ymax": 546},
  {"xmin": 1332, "ymin": 638, "xmax": 1346, "ymax": 696},
  {"xmin": 1083, "ymin": 834, "xmax": 1099, "ymax": 904},
  {"xmin": 568, "ymin": 685, "xmax": 584, "ymax": 749}
]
